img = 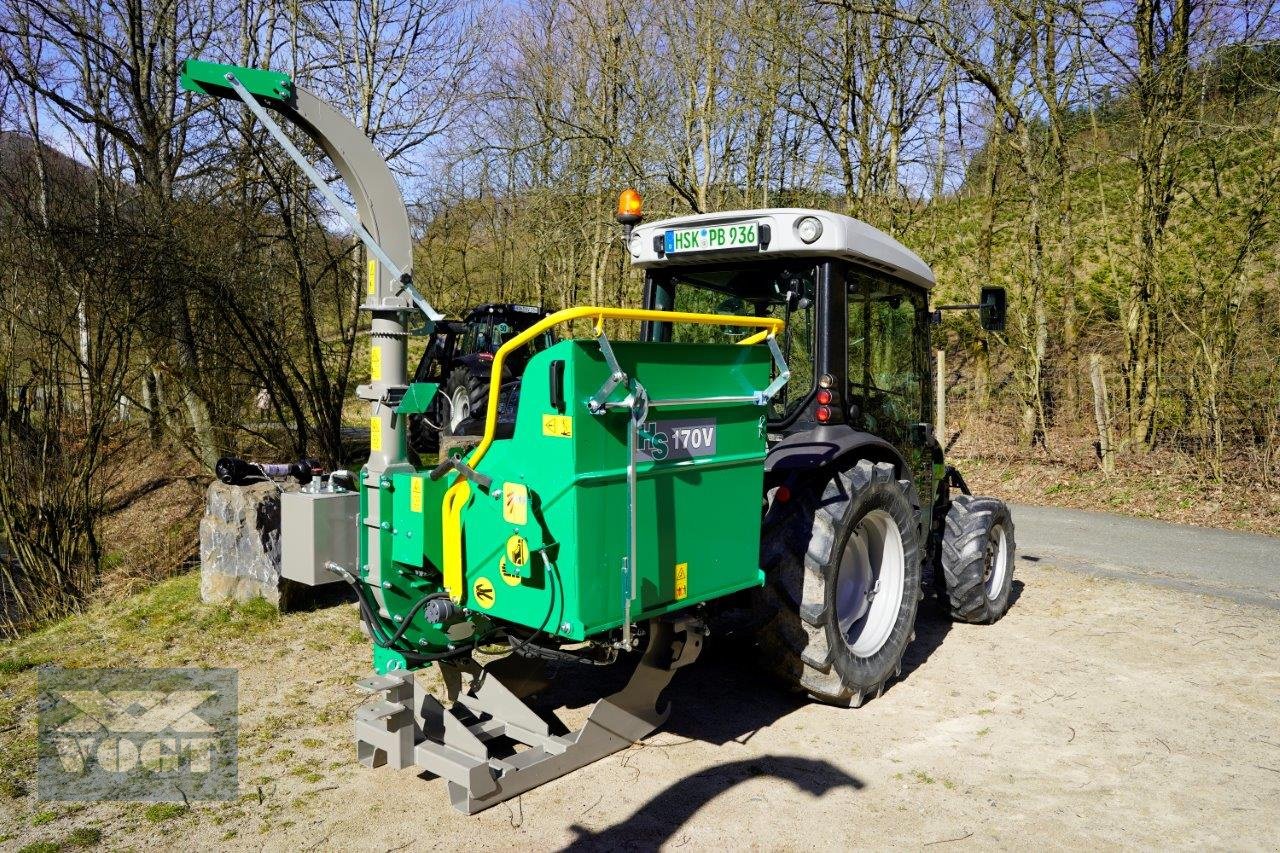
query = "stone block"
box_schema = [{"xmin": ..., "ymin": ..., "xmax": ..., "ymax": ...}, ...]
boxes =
[{"xmin": 199, "ymin": 480, "xmax": 296, "ymax": 607}]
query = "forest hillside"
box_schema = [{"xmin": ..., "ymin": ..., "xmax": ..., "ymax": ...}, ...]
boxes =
[{"xmin": 0, "ymin": 0, "xmax": 1277, "ymax": 635}]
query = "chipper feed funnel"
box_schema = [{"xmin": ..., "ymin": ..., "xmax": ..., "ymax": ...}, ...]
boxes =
[{"xmin": 388, "ymin": 336, "xmax": 772, "ymax": 644}]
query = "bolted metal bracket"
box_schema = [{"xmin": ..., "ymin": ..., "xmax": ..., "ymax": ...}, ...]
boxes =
[
  {"xmin": 587, "ymin": 328, "xmax": 628, "ymax": 414},
  {"xmin": 353, "ymin": 616, "xmax": 705, "ymax": 814}
]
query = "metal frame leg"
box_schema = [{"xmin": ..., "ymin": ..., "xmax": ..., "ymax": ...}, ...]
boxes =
[{"xmin": 353, "ymin": 616, "xmax": 706, "ymax": 814}]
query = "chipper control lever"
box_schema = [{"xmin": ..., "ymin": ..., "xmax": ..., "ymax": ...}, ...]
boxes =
[{"xmin": 430, "ymin": 456, "xmax": 493, "ymax": 492}]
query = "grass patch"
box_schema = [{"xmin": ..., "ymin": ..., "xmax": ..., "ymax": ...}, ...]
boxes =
[
  {"xmin": 18, "ymin": 842, "xmax": 61, "ymax": 853},
  {"xmin": 31, "ymin": 811, "xmax": 57, "ymax": 826},
  {"xmin": 0, "ymin": 655, "xmax": 49, "ymax": 675},
  {"xmin": 0, "ymin": 573, "xmax": 285, "ymax": 803},
  {"xmin": 143, "ymin": 802, "xmax": 186, "ymax": 823},
  {"xmin": 913, "ymin": 770, "xmax": 936, "ymax": 784},
  {"xmin": 65, "ymin": 827, "xmax": 103, "ymax": 847}
]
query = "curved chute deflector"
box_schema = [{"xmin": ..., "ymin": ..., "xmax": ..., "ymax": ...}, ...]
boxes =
[{"xmin": 179, "ymin": 58, "xmax": 436, "ymax": 319}]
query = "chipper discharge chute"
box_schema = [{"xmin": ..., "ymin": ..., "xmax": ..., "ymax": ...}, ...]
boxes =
[{"xmin": 181, "ymin": 60, "xmax": 789, "ymax": 813}]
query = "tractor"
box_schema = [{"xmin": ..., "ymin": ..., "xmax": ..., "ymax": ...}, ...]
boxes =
[
  {"xmin": 628, "ymin": 209, "xmax": 1016, "ymax": 707},
  {"xmin": 181, "ymin": 59, "xmax": 1015, "ymax": 815},
  {"xmin": 407, "ymin": 303, "xmax": 556, "ymax": 456}
]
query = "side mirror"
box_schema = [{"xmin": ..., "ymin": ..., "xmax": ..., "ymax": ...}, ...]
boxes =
[
  {"xmin": 980, "ymin": 286, "xmax": 1006, "ymax": 332},
  {"xmin": 714, "ymin": 295, "xmax": 746, "ymax": 315}
]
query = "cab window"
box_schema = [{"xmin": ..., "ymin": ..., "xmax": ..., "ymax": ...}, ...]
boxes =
[
  {"xmin": 665, "ymin": 261, "xmax": 816, "ymax": 421},
  {"xmin": 847, "ymin": 268, "xmax": 927, "ymax": 441}
]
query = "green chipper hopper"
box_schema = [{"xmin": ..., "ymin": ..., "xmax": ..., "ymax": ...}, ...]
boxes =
[{"xmin": 188, "ymin": 58, "xmax": 1018, "ymax": 815}]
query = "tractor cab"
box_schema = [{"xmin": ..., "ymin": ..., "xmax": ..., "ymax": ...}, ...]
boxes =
[
  {"xmin": 631, "ymin": 209, "xmax": 948, "ymax": 509},
  {"xmin": 408, "ymin": 303, "xmax": 556, "ymax": 453}
]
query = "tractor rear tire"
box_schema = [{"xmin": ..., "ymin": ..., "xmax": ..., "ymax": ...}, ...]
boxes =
[
  {"xmin": 941, "ymin": 495, "xmax": 1016, "ymax": 624},
  {"xmin": 441, "ymin": 366, "xmax": 488, "ymax": 440},
  {"xmin": 755, "ymin": 460, "xmax": 922, "ymax": 707}
]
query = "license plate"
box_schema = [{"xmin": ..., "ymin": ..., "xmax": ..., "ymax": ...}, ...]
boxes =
[{"xmin": 664, "ymin": 222, "xmax": 758, "ymax": 254}]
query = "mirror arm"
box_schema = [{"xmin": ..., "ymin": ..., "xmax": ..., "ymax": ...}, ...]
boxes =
[{"xmin": 930, "ymin": 304, "xmax": 983, "ymax": 325}]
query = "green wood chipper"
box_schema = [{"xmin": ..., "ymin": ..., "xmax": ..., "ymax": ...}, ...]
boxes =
[{"xmin": 181, "ymin": 59, "xmax": 1017, "ymax": 815}]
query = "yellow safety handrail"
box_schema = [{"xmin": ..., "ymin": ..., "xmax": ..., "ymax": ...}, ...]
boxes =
[{"xmin": 441, "ymin": 305, "xmax": 784, "ymax": 601}]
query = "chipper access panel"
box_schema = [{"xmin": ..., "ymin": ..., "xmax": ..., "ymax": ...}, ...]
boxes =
[{"xmin": 182, "ymin": 59, "xmax": 1016, "ymax": 815}]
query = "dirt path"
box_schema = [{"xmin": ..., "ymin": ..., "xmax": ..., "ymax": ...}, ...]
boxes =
[{"xmin": 11, "ymin": 559, "xmax": 1280, "ymax": 850}]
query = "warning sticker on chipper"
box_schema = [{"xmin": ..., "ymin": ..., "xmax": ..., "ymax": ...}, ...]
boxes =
[
  {"xmin": 472, "ymin": 577, "xmax": 496, "ymax": 609},
  {"xmin": 505, "ymin": 535, "xmax": 529, "ymax": 567},
  {"xmin": 636, "ymin": 419, "xmax": 716, "ymax": 462},
  {"xmin": 674, "ymin": 563, "xmax": 688, "ymax": 601},
  {"xmin": 502, "ymin": 483, "xmax": 528, "ymax": 525},
  {"xmin": 542, "ymin": 414, "xmax": 572, "ymax": 438}
]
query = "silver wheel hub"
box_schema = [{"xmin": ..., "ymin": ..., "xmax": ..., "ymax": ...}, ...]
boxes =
[
  {"xmin": 985, "ymin": 524, "xmax": 1009, "ymax": 600},
  {"xmin": 449, "ymin": 387, "xmax": 471, "ymax": 431},
  {"xmin": 834, "ymin": 508, "xmax": 906, "ymax": 658}
]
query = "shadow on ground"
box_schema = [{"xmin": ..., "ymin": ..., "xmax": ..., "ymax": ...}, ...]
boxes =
[
  {"xmin": 548, "ymin": 581, "xmax": 1026, "ymax": 849},
  {"xmin": 558, "ymin": 755, "xmax": 864, "ymax": 851}
]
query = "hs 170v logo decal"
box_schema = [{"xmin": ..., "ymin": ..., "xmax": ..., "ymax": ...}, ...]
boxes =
[{"xmin": 635, "ymin": 418, "xmax": 717, "ymax": 462}]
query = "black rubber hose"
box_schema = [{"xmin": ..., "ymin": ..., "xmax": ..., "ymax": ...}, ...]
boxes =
[
  {"xmin": 340, "ymin": 571, "xmax": 493, "ymax": 662},
  {"xmin": 378, "ymin": 591, "xmax": 451, "ymax": 649}
]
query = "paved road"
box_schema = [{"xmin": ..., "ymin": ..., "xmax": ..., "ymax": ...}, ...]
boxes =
[{"xmin": 1010, "ymin": 502, "xmax": 1280, "ymax": 608}]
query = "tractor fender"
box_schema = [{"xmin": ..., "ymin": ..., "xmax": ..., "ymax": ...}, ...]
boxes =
[{"xmin": 764, "ymin": 425, "xmax": 908, "ymax": 483}]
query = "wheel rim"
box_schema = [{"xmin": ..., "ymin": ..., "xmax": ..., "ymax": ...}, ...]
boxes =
[
  {"xmin": 984, "ymin": 524, "xmax": 1009, "ymax": 599},
  {"xmin": 835, "ymin": 509, "xmax": 906, "ymax": 657},
  {"xmin": 448, "ymin": 387, "xmax": 471, "ymax": 431}
]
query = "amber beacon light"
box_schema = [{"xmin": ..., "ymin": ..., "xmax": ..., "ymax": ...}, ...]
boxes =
[{"xmin": 616, "ymin": 188, "xmax": 643, "ymax": 226}]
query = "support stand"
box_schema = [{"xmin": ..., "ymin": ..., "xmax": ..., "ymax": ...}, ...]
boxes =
[{"xmin": 354, "ymin": 615, "xmax": 705, "ymax": 814}]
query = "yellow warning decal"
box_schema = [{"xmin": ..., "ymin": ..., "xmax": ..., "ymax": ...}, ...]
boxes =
[
  {"xmin": 369, "ymin": 417, "xmax": 382, "ymax": 452},
  {"xmin": 502, "ymin": 482, "xmax": 528, "ymax": 525},
  {"xmin": 366, "ymin": 258, "xmax": 377, "ymax": 296},
  {"xmin": 370, "ymin": 345, "xmax": 382, "ymax": 381},
  {"xmin": 410, "ymin": 477, "xmax": 423, "ymax": 513},
  {"xmin": 674, "ymin": 562, "xmax": 688, "ymax": 601},
  {"xmin": 499, "ymin": 558, "xmax": 522, "ymax": 586},
  {"xmin": 505, "ymin": 534, "xmax": 529, "ymax": 567},
  {"xmin": 542, "ymin": 414, "xmax": 573, "ymax": 438},
  {"xmin": 472, "ymin": 577, "xmax": 496, "ymax": 609}
]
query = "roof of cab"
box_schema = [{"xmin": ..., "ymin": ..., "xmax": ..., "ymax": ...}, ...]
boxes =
[{"xmin": 628, "ymin": 208, "xmax": 935, "ymax": 290}]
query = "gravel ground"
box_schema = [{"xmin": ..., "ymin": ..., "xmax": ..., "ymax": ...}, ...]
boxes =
[{"xmin": 7, "ymin": 557, "xmax": 1280, "ymax": 851}]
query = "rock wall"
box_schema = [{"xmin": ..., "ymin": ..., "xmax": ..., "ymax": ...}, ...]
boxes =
[{"xmin": 199, "ymin": 480, "xmax": 295, "ymax": 606}]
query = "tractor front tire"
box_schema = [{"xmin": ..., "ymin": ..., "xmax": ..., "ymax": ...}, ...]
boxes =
[
  {"xmin": 756, "ymin": 460, "xmax": 922, "ymax": 707},
  {"xmin": 441, "ymin": 366, "xmax": 488, "ymax": 440},
  {"xmin": 941, "ymin": 495, "xmax": 1016, "ymax": 624}
]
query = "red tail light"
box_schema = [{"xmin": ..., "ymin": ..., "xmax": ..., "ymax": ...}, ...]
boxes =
[{"xmin": 816, "ymin": 405, "xmax": 832, "ymax": 423}]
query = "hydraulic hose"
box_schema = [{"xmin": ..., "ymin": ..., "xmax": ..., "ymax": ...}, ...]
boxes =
[{"xmin": 327, "ymin": 561, "xmax": 481, "ymax": 661}]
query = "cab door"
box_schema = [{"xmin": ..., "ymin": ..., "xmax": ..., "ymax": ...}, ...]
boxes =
[{"xmin": 845, "ymin": 266, "xmax": 934, "ymax": 512}]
